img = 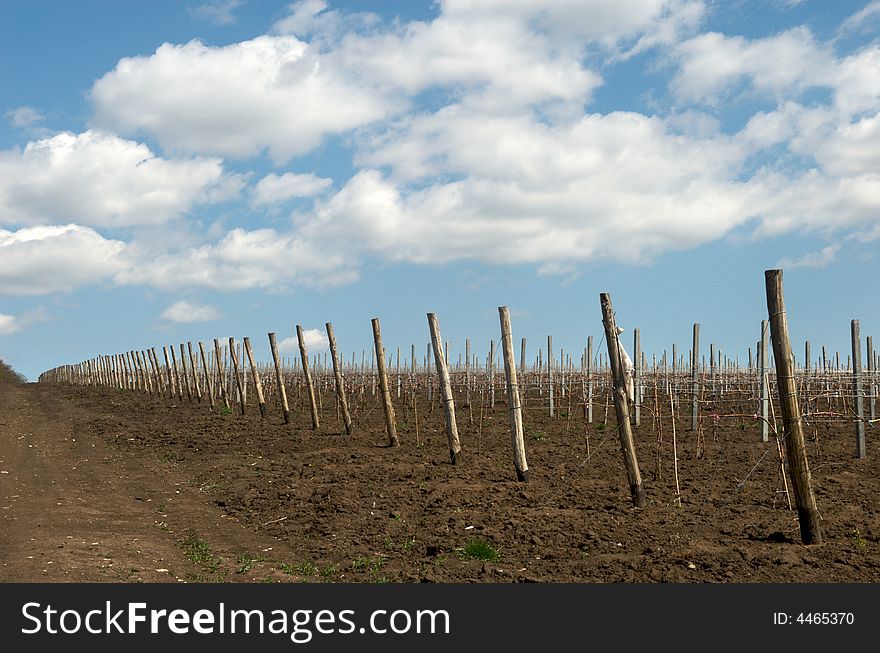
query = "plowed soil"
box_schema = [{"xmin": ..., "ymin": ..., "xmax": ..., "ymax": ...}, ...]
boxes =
[{"xmin": 2, "ymin": 371, "xmax": 878, "ymax": 583}]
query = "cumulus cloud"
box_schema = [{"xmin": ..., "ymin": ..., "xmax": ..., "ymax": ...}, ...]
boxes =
[
  {"xmin": 190, "ymin": 0, "xmax": 243, "ymax": 26},
  {"xmin": 5, "ymin": 106, "xmax": 44, "ymax": 128},
  {"xmin": 0, "ymin": 314, "xmax": 20, "ymax": 335},
  {"xmin": 0, "ymin": 308, "xmax": 49, "ymax": 336},
  {"xmin": 0, "ymin": 130, "xmax": 242, "ymax": 228},
  {"xmin": 0, "ymin": 225, "xmax": 127, "ymax": 295},
  {"xmin": 114, "ymin": 227, "xmax": 358, "ymax": 291},
  {"xmin": 778, "ymin": 244, "xmax": 840, "ymax": 269},
  {"xmin": 160, "ymin": 300, "xmax": 221, "ymax": 323},
  {"xmin": 91, "ymin": 36, "xmax": 393, "ymax": 164},
  {"xmin": 250, "ymin": 172, "xmax": 332, "ymax": 206},
  {"xmin": 279, "ymin": 328, "xmax": 329, "ymax": 354}
]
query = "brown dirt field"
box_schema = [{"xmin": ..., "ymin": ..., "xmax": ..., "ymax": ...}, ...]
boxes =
[{"xmin": 1, "ymin": 373, "xmax": 879, "ymax": 583}]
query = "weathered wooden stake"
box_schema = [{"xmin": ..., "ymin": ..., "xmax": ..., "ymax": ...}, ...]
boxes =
[
  {"xmin": 198, "ymin": 341, "xmax": 215, "ymax": 409},
  {"xmin": 296, "ymin": 325, "xmax": 320, "ymax": 429},
  {"xmin": 760, "ymin": 320, "xmax": 770, "ymax": 443},
  {"xmin": 213, "ymin": 338, "xmax": 230, "ymax": 410},
  {"xmin": 499, "ymin": 306, "xmax": 528, "ymax": 482},
  {"xmin": 633, "ymin": 328, "xmax": 641, "ymax": 427},
  {"xmin": 765, "ymin": 269, "xmax": 822, "ymax": 544},
  {"xmin": 229, "ymin": 337, "xmax": 246, "ymax": 414},
  {"xmin": 600, "ymin": 292, "xmax": 647, "ymax": 508},
  {"xmin": 691, "ymin": 323, "xmax": 700, "ymax": 432},
  {"xmin": 372, "ymin": 318, "xmax": 399, "ymax": 446},
  {"xmin": 326, "ymin": 322, "xmax": 352, "ymax": 435},
  {"xmin": 428, "ymin": 313, "xmax": 462, "ymax": 464},
  {"xmin": 243, "ymin": 337, "xmax": 268, "ymax": 419},
  {"xmin": 267, "ymin": 333, "xmax": 290, "ymax": 423},
  {"xmin": 852, "ymin": 320, "xmax": 866, "ymax": 459},
  {"xmin": 187, "ymin": 342, "xmax": 202, "ymax": 403}
]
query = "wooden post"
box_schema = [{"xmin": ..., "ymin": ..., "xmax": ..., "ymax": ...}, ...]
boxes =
[
  {"xmin": 600, "ymin": 293, "xmax": 647, "ymax": 508},
  {"xmin": 868, "ymin": 335, "xmax": 876, "ymax": 424},
  {"xmin": 372, "ymin": 318, "xmax": 399, "ymax": 446},
  {"xmin": 229, "ymin": 337, "xmax": 246, "ymax": 414},
  {"xmin": 464, "ymin": 338, "xmax": 471, "ymax": 408},
  {"xmin": 187, "ymin": 342, "xmax": 202, "ymax": 403},
  {"xmin": 852, "ymin": 320, "xmax": 866, "ymax": 459},
  {"xmin": 267, "ymin": 333, "xmax": 290, "ymax": 424},
  {"xmin": 489, "ymin": 339, "xmax": 496, "ymax": 409},
  {"xmin": 243, "ymin": 337, "xmax": 268, "ymax": 419},
  {"xmin": 499, "ymin": 306, "xmax": 528, "ymax": 482},
  {"xmin": 520, "ymin": 337, "xmax": 527, "ymax": 381},
  {"xmin": 760, "ymin": 320, "xmax": 769, "ymax": 443},
  {"xmin": 162, "ymin": 346, "xmax": 175, "ymax": 398},
  {"xmin": 178, "ymin": 344, "xmax": 193, "ymax": 402},
  {"xmin": 213, "ymin": 338, "xmax": 230, "ymax": 410},
  {"xmin": 198, "ymin": 341, "xmax": 215, "ymax": 409},
  {"xmin": 428, "ymin": 313, "xmax": 462, "ymax": 464},
  {"xmin": 296, "ymin": 325, "xmax": 320, "ymax": 429},
  {"xmin": 326, "ymin": 322, "xmax": 353, "ymax": 435},
  {"xmin": 587, "ymin": 335, "xmax": 593, "ymax": 423},
  {"xmin": 547, "ymin": 335, "xmax": 554, "ymax": 417},
  {"xmin": 633, "ymin": 328, "xmax": 641, "ymax": 427},
  {"xmin": 765, "ymin": 269, "xmax": 822, "ymax": 544},
  {"xmin": 691, "ymin": 323, "xmax": 700, "ymax": 432}
]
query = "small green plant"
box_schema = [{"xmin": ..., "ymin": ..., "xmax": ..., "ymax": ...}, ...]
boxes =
[
  {"xmin": 851, "ymin": 528, "xmax": 867, "ymax": 550},
  {"xmin": 319, "ymin": 563, "xmax": 338, "ymax": 579},
  {"xmin": 219, "ymin": 406, "xmax": 233, "ymax": 415},
  {"xmin": 182, "ymin": 534, "xmax": 222, "ymax": 571},
  {"xmin": 155, "ymin": 504, "xmax": 166, "ymax": 514},
  {"xmin": 459, "ymin": 538, "xmax": 500, "ymax": 563},
  {"xmin": 403, "ymin": 536, "xmax": 416, "ymax": 551},
  {"xmin": 236, "ymin": 553, "xmax": 259, "ymax": 574},
  {"xmin": 595, "ymin": 422, "xmax": 606, "ymax": 431},
  {"xmin": 293, "ymin": 561, "xmax": 317, "ymax": 576}
]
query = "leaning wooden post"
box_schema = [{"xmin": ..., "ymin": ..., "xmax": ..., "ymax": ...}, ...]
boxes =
[
  {"xmin": 428, "ymin": 313, "xmax": 462, "ymax": 464},
  {"xmin": 213, "ymin": 338, "xmax": 230, "ymax": 410},
  {"xmin": 690, "ymin": 323, "xmax": 700, "ymax": 432},
  {"xmin": 162, "ymin": 346, "xmax": 175, "ymax": 398},
  {"xmin": 229, "ymin": 337, "xmax": 246, "ymax": 415},
  {"xmin": 760, "ymin": 320, "xmax": 770, "ymax": 443},
  {"xmin": 243, "ymin": 337, "xmax": 268, "ymax": 419},
  {"xmin": 600, "ymin": 293, "xmax": 647, "ymax": 508},
  {"xmin": 187, "ymin": 342, "xmax": 202, "ymax": 403},
  {"xmin": 851, "ymin": 320, "xmax": 866, "ymax": 459},
  {"xmin": 267, "ymin": 333, "xmax": 290, "ymax": 424},
  {"xmin": 765, "ymin": 269, "xmax": 823, "ymax": 544},
  {"xmin": 198, "ymin": 341, "xmax": 215, "ymax": 409},
  {"xmin": 372, "ymin": 318, "xmax": 399, "ymax": 446},
  {"xmin": 499, "ymin": 306, "xmax": 529, "ymax": 482},
  {"xmin": 325, "ymin": 322, "xmax": 352, "ymax": 435},
  {"xmin": 296, "ymin": 325, "xmax": 321, "ymax": 429}
]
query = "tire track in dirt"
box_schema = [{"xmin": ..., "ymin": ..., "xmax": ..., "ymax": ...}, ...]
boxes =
[{"xmin": 0, "ymin": 381, "xmax": 302, "ymax": 582}]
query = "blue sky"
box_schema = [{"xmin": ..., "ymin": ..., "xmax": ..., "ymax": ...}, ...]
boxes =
[{"xmin": 2, "ymin": 0, "xmax": 879, "ymax": 380}]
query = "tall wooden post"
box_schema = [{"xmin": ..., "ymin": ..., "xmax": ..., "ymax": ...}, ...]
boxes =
[
  {"xmin": 760, "ymin": 320, "xmax": 769, "ymax": 443},
  {"xmin": 326, "ymin": 322, "xmax": 352, "ymax": 435},
  {"xmin": 765, "ymin": 269, "xmax": 822, "ymax": 544},
  {"xmin": 213, "ymin": 338, "xmax": 230, "ymax": 410},
  {"xmin": 428, "ymin": 313, "xmax": 462, "ymax": 464},
  {"xmin": 229, "ymin": 337, "xmax": 246, "ymax": 414},
  {"xmin": 464, "ymin": 338, "xmax": 471, "ymax": 408},
  {"xmin": 547, "ymin": 335, "xmax": 554, "ymax": 417},
  {"xmin": 243, "ymin": 337, "xmax": 268, "ymax": 419},
  {"xmin": 488, "ymin": 339, "xmax": 496, "ymax": 409},
  {"xmin": 178, "ymin": 344, "xmax": 193, "ymax": 402},
  {"xmin": 499, "ymin": 307, "xmax": 528, "ymax": 482},
  {"xmin": 600, "ymin": 293, "xmax": 647, "ymax": 508},
  {"xmin": 587, "ymin": 335, "xmax": 594, "ymax": 423},
  {"xmin": 633, "ymin": 328, "xmax": 641, "ymax": 427},
  {"xmin": 852, "ymin": 320, "xmax": 866, "ymax": 459},
  {"xmin": 868, "ymin": 335, "xmax": 876, "ymax": 423},
  {"xmin": 267, "ymin": 333, "xmax": 290, "ymax": 424},
  {"xmin": 372, "ymin": 318, "xmax": 399, "ymax": 446},
  {"xmin": 162, "ymin": 346, "xmax": 175, "ymax": 399},
  {"xmin": 691, "ymin": 323, "xmax": 700, "ymax": 432},
  {"xmin": 296, "ymin": 325, "xmax": 320, "ymax": 429},
  {"xmin": 187, "ymin": 342, "xmax": 202, "ymax": 403},
  {"xmin": 520, "ymin": 337, "xmax": 527, "ymax": 381},
  {"xmin": 198, "ymin": 341, "xmax": 215, "ymax": 409}
]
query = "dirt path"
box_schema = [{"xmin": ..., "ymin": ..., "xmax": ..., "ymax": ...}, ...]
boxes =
[{"xmin": 0, "ymin": 381, "xmax": 300, "ymax": 582}]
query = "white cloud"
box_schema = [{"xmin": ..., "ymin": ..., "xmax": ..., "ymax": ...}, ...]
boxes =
[
  {"xmin": 114, "ymin": 227, "xmax": 358, "ymax": 291},
  {"xmin": 279, "ymin": 328, "xmax": 329, "ymax": 354},
  {"xmin": 160, "ymin": 300, "xmax": 221, "ymax": 323},
  {"xmin": 838, "ymin": 0, "xmax": 880, "ymax": 35},
  {"xmin": 0, "ymin": 130, "xmax": 241, "ymax": 228},
  {"xmin": 670, "ymin": 27, "xmax": 833, "ymax": 105},
  {"xmin": 0, "ymin": 225, "xmax": 127, "ymax": 295},
  {"xmin": 91, "ymin": 36, "xmax": 393, "ymax": 164},
  {"xmin": 190, "ymin": 0, "xmax": 243, "ymax": 26},
  {"xmin": 778, "ymin": 244, "xmax": 840, "ymax": 269},
  {"xmin": 5, "ymin": 106, "xmax": 44, "ymax": 128},
  {"xmin": 250, "ymin": 172, "xmax": 332, "ymax": 206},
  {"xmin": 0, "ymin": 314, "xmax": 20, "ymax": 335},
  {"xmin": 0, "ymin": 308, "xmax": 49, "ymax": 336}
]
